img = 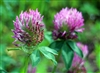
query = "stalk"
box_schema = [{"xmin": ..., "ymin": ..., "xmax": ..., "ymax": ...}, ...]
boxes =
[{"xmin": 52, "ymin": 50, "xmax": 61, "ymax": 73}]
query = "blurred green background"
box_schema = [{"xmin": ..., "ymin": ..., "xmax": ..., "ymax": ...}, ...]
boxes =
[{"xmin": 0, "ymin": 0, "xmax": 100, "ymax": 73}]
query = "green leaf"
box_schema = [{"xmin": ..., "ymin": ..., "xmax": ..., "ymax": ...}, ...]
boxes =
[
  {"xmin": 49, "ymin": 41, "xmax": 64, "ymax": 51},
  {"xmin": 66, "ymin": 40, "xmax": 83, "ymax": 58},
  {"xmin": 62, "ymin": 42, "xmax": 74, "ymax": 70},
  {"xmin": 42, "ymin": 46, "xmax": 58, "ymax": 55},
  {"xmin": 39, "ymin": 47, "xmax": 57, "ymax": 65},
  {"xmin": 49, "ymin": 40, "xmax": 83, "ymax": 70},
  {"xmin": 30, "ymin": 50, "xmax": 41, "ymax": 67},
  {"xmin": 0, "ymin": 69, "xmax": 7, "ymax": 73},
  {"xmin": 49, "ymin": 41, "xmax": 74, "ymax": 70}
]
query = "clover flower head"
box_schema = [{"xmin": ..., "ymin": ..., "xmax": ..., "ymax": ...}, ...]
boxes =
[
  {"xmin": 71, "ymin": 43, "xmax": 88, "ymax": 70},
  {"xmin": 53, "ymin": 7, "xmax": 84, "ymax": 40},
  {"xmin": 12, "ymin": 9, "xmax": 44, "ymax": 46}
]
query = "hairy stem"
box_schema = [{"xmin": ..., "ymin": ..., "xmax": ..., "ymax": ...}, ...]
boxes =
[
  {"xmin": 52, "ymin": 50, "xmax": 61, "ymax": 73},
  {"xmin": 20, "ymin": 54, "xmax": 30, "ymax": 73}
]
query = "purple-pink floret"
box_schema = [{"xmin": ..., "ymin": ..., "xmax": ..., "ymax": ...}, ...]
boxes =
[
  {"xmin": 53, "ymin": 7, "xmax": 84, "ymax": 40},
  {"xmin": 28, "ymin": 65, "xmax": 36, "ymax": 73},
  {"xmin": 69, "ymin": 43, "xmax": 88, "ymax": 73},
  {"xmin": 12, "ymin": 9, "xmax": 44, "ymax": 46}
]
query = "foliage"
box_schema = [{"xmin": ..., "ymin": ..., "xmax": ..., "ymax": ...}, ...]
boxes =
[
  {"xmin": 1, "ymin": 0, "xmax": 100, "ymax": 73},
  {"xmin": 49, "ymin": 40, "xmax": 83, "ymax": 70}
]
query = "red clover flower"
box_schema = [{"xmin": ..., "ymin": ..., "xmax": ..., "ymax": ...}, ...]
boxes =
[
  {"xmin": 12, "ymin": 9, "xmax": 44, "ymax": 46},
  {"xmin": 53, "ymin": 7, "xmax": 84, "ymax": 40}
]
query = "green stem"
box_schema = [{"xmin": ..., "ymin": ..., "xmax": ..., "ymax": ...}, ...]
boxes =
[
  {"xmin": 7, "ymin": 48, "xmax": 20, "ymax": 51},
  {"xmin": 20, "ymin": 54, "xmax": 30, "ymax": 73},
  {"xmin": 52, "ymin": 51, "xmax": 61, "ymax": 73}
]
